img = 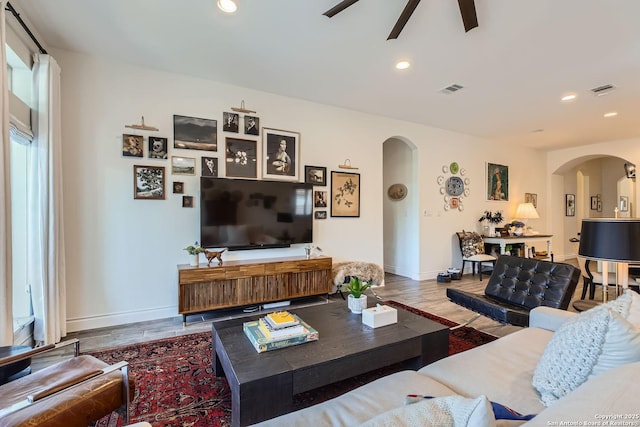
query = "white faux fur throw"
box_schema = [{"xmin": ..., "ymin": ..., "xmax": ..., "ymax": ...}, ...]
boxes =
[{"xmin": 332, "ymin": 261, "xmax": 385, "ymax": 286}]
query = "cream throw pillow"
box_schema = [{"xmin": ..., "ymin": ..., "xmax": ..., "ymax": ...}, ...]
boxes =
[
  {"xmin": 359, "ymin": 395, "xmax": 495, "ymax": 427},
  {"xmin": 533, "ymin": 291, "xmax": 640, "ymax": 406}
]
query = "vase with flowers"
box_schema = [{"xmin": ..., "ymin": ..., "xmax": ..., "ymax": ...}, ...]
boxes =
[
  {"xmin": 507, "ymin": 220, "xmax": 525, "ymax": 236},
  {"xmin": 478, "ymin": 210, "xmax": 504, "ymax": 237},
  {"xmin": 184, "ymin": 242, "xmax": 203, "ymax": 266}
]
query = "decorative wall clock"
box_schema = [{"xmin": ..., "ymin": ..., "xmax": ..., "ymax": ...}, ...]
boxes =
[{"xmin": 437, "ymin": 162, "xmax": 469, "ymax": 211}]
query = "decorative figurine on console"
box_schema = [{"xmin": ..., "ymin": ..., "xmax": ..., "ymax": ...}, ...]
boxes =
[{"xmin": 203, "ymin": 248, "xmax": 227, "ymax": 266}]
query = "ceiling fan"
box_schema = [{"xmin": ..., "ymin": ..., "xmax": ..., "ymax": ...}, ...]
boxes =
[{"xmin": 323, "ymin": 0, "xmax": 478, "ymax": 40}]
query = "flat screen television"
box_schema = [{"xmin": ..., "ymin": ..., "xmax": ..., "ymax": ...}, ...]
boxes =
[{"xmin": 200, "ymin": 177, "xmax": 313, "ymax": 250}]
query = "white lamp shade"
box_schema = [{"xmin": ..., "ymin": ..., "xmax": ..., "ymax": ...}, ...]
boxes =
[{"xmin": 515, "ymin": 203, "xmax": 539, "ymax": 219}]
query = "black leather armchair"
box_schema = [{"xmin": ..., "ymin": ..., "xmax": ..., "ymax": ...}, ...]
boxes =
[{"xmin": 446, "ymin": 255, "xmax": 580, "ymax": 327}]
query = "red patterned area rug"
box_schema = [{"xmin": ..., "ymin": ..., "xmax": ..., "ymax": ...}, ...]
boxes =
[{"xmin": 89, "ymin": 302, "xmax": 497, "ymax": 427}]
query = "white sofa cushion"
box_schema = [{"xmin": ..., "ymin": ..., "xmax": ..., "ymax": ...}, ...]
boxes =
[
  {"xmin": 251, "ymin": 370, "xmax": 458, "ymax": 427},
  {"xmin": 532, "ymin": 291, "xmax": 640, "ymax": 406},
  {"xmin": 359, "ymin": 395, "xmax": 496, "ymax": 427},
  {"xmin": 419, "ymin": 327, "xmax": 551, "ymax": 415}
]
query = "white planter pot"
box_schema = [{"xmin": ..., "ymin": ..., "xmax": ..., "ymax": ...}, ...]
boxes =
[
  {"xmin": 190, "ymin": 253, "xmax": 200, "ymax": 267},
  {"xmin": 347, "ymin": 294, "xmax": 367, "ymax": 314}
]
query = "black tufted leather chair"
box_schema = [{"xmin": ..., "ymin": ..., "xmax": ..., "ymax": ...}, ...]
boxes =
[{"xmin": 446, "ymin": 255, "xmax": 580, "ymax": 327}]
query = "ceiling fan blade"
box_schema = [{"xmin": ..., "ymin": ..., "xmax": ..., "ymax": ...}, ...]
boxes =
[
  {"xmin": 387, "ymin": 0, "xmax": 421, "ymax": 40},
  {"xmin": 457, "ymin": 0, "xmax": 478, "ymax": 32},
  {"xmin": 323, "ymin": 0, "xmax": 361, "ymax": 18}
]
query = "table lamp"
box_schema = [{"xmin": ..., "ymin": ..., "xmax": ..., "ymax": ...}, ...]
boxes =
[
  {"xmin": 578, "ymin": 218, "xmax": 640, "ymax": 302},
  {"xmin": 515, "ymin": 202, "xmax": 539, "ymax": 233}
]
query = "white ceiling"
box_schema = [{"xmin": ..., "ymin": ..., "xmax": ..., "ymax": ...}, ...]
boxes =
[{"xmin": 10, "ymin": 0, "xmax": 640, "ymax": 150}]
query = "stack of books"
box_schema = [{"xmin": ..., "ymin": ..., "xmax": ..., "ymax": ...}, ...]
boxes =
[{"xmin": 243, "ymin": 311, "xmax": 318, "ymax": 353}]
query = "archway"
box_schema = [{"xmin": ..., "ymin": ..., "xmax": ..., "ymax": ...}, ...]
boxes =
[{"xmin": 382, "ymin": 137, "xmax": 419, "ymax": 279}]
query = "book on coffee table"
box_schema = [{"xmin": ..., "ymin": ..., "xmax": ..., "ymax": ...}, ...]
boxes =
[{"xmin": 243, "ymin": 315, "xmax": 318, "ymax": 353}]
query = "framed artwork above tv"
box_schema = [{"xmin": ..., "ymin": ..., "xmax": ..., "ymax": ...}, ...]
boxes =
[{"xmin": 262, "ymin": 128, "xmax": 300, "ymax": 181}]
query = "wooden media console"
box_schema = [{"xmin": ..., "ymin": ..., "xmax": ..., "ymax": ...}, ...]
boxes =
[{"xmin": 178, "ymin": 256, "xmax": 332, "ymax": 325}]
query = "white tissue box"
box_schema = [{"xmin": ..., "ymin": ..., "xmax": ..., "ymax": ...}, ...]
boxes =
[{"xmin": 362, "ymin": 305, "xmax": 398, "ymax": 328}]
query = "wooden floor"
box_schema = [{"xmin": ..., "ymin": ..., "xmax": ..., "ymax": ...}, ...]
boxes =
[{"xmin": 33, "ymin": 258, "xmax": 595, "ymax": 369}]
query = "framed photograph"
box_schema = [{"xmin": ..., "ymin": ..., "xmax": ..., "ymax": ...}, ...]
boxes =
[
  {"xmin": 314, "ymin": 211, "xmax": 327, "ymax": 220},
  {"xmin": 331, "ymin": 171, "xmax": 360, "ymax": 217},
  {"xmin": 173, "ymin": 181, "xmax": 184, "ymax": 194},
  {"xmin": 620, "ymin": 195, "xmax": 629, "ymax": 212},
  {"xmin": 487, "ymin": 163, "xmax": 508, "ymax": 201},
  {"xmin": 182, "ymin": 196, "xmax": 194, "ymax": 208},
  {"xmin": 225, "ymin": 137, "xmax": 257, "ymax": 178},
  {"xmin": 244, "ymin": 115, "xmax": 259, "ymax": 135},
  {"xmin": 223, "ymin": 112, "xmax": 239, "ymax": 133},
  {"xmin": 524, "ymin": 192, "xmax": 537, "ymax": 208},
  {"xmin": 565, "ymin": 194, "xmax": 576, "ymax": 216},
  {"xmin": 262, "ymin": 128, "xmax": 300, "ymax": 181},
  {"xmin": 201, "ymin": 156, "xmax": 218, "ymax": 177},
  {"xmin": 305, "ymin": 165, "xmax": 327, "ymax": 186},
  {"xmin": 148, "ymin": 137, "xmax": 168, "ymax": 159},
  {"xmin": 123, "ymin": 134, "xmax": 143, "ymax": 157},
  {"xmin": 314, "ymin": 190, "xmax": 328, "ymax": 208},
  {"xmin": 171, "ymin": 156, "xmax": 195, "ymax": 175},
  {"xmin": 173, "ymin": 114, "xmax": 217, "ymax": 151},
  {"xmin": 133, "ymin": 165, "xmax": 165, "ymax": 200},
  {"xmin": 590, "ymin": 196, "xmax": 598, "ymax": 210}
]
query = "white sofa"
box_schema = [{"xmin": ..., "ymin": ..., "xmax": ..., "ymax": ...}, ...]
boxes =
[{"xmin": 253, "ymin": 305, "xmax": 640, "ymax": 426}]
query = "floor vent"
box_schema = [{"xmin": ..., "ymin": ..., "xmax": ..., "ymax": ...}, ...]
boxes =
[
  {"xmin": 440, "ymin": 84, "xmax": 464, "ymax": 94},
  {"xmin": 590, "ymin": 84, "xmax": 616, "ymax": 96}
]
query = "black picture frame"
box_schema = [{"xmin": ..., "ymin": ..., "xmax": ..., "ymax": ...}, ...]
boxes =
[
  {"xmin": 314, "ymin": 190, "xmax": 328, "ymax": 208},
  {"xmin": 223, "ymin": 112, "xmax": 239, "ymax": 133},
  {"xmin": 314, "ymin": 211, "xmax": 327, "ymax": 220},
  {"xmin": 565, "ymin": 194, "xmax": 575, "ymax": 216},
  {"xmin": 182, "ymin": 195, "xmax": 194, "ymax": 208},
  {"xmin": 173, "ymin": 114, "xmax": 217, "ymax": 151},
  {"xmin": 201, "ymin": 156, "xmax": 218, "ymax": 177},
  {"xmin": 173, "ymin": 181, "xmax": 184, "ymax": 194},
  {"xmin": 148, "ymin": 137, "xmax": 168, "ymax": 159},
  {"xmin": 305, "ymin": 165, "xmax": 327, "ymax": 186},
  {"xmin": 244, "ymin": 115, "xmax": 259, "ymax": 135},
  {"xmin": 262, "ymin": 128, "xmax": 300, "ymax": 181},
  {"xmin": 225, "ymin": 137, "xmax": 257, "ymax": 178}
]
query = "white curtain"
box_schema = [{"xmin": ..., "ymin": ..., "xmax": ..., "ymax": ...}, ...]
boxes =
[
  {"xmin": 29, "ymin": 53, "xmax": 66, "ymax": 344},
  {"xmin": 0, "ymin": 1, "xmax": 14, "ymax": 346}
]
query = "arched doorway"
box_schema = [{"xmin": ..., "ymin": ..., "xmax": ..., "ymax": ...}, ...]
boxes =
[{"xmin": 382, "ymin": 137, "xmax": 419, "ymax": 279}]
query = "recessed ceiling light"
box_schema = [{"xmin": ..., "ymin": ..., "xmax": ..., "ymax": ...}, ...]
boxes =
[
  {"xmin": 532, "ymin": 129, "xmax": 544, "ymax": 133},
  {"xmin": 604, "ymin": 111, "xmax": 618, "ymax": 118},
  {"xmin": 217, "ymin": 0, "xmax": 237, "ymax": 13},
  {"xmin": 561, "ymin": 94, "xmax": 577, "ymax": 102},
  {"xmin": 395, "ymin": 60, "xmax": 411, "ymax": 70}
]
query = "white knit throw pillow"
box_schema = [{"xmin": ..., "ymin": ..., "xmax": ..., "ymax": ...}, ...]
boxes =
[{"xmin": 533, "ymin": 291, "xmax": 640, "ymax": 406}]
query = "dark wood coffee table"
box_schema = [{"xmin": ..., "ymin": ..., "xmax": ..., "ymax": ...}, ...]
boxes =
[{"xmin": 212, "ymin": 301, "xmax": 449, "ymax": 426}]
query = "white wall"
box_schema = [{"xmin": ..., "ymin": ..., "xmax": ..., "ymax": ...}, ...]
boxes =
[{"xmin": 53, "ymin": 48, "xmax": 550, "ymax": 331}]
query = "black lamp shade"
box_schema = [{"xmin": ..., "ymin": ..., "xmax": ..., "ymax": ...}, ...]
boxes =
[{"xmin": 579, "ymin": 219, "xmax": 640, "ymax": 262}]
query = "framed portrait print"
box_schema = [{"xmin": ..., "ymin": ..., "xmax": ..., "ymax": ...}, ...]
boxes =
[
  {"xmin": 225, "ymin": 137, "xmax": 257, "ymax": 178},
  {"xmin": 148, "ymin": 137, "xmax": 168, "ymax": 159},
  {"xmin": 314, "ymin": 190, "xmax": 328, "ymax": 208},
  {"xmin": 201, "ymin": 156, "xmax": 218, "ymax": 177},
  {"xmin": 173, "ymin": 181, "xmax": 184, "ymax": 194},
  {"xmin": 182, "ymin": 196, "xmax": 194, "ymax": 208},
  {"xmin": 223, "ymin": 112, "xmax": 239, "ymax": 133},
  {"xmin": 173, "ymin": 114, "xmax": 217, "ymax": 151},
  {"xmin": 123, "ymin": 134, "xmax": 143, "ymax": 157},
  {"xmin": 524, "ymin": 192, "xmax": 537, "ymax": 208},
  {"xmin": 305, "ymin": 165, "xmax": 327, "ymax": 186},
  {"xmin": 133, "ymin": 165, "xmax": 165, "ymax": 200},
  {"xmin": 244, "ymin": 116, "xmax": 259, "ymax": 135},
  {"xmin": 331, "ymin": 171, "xmax": 360, "ymax": 217},
  {"xmin": 171, "ymin": 156, "xmax": 195, "ymax": 175},
  {"xmin": 565, "ymin": 194, "xmax": 575, "ymax": 216},
  {"xmin": 262, "ymin": 128, "xmax": 300, "ymax": 181},
  {"xmin": 487, "ymin": 163, "xmax": 508, "ymax": 201}
]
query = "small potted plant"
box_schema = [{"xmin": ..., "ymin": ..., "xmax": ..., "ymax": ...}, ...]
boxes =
[
  {"xmin": 344, "ymin": 277, "xmax": 371, "ymax": 314},
  {"xmin": 184, "ymin": 242, "xmax": 203, "ymax": 266}
]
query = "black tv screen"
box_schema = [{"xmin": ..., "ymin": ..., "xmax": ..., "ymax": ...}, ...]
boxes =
[{"xmin": 200, "ymin": 177, "xmax": 313, "ymax": 250}]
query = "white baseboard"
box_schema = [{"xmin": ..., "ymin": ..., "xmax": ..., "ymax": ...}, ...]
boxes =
[{"xmin": 66, "ymin": 305, "xmax": 177, "ymax": 333}]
